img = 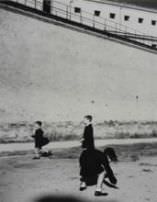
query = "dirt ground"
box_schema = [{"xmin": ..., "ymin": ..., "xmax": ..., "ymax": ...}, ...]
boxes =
[{"xmin": 0, "ymin": 150, "xmax": 157, "ymax": 202}]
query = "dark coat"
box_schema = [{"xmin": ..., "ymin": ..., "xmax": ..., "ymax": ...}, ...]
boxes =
[
  {"xmin": 82, "ymin": 124, "xmax": 94, "ymax": 149},
  {"xmin": 32, "ymin": 128, "xmax": 44, "ymax": 149},
  {"xmin": 79, "ymin": 149, "xmax": 117, "ymax": 185}
]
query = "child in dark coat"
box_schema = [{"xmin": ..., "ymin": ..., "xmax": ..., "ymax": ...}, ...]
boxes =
[
  {"xmin": 81, "ymin": 115, "xmax": 95, "ymax": 150},
  {"xmin": 32, "ymin": 121, "xmax": 45, "ymax": 159}
]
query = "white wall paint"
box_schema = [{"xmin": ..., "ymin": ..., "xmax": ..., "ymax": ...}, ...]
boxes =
[{"xmin": 1, "ymin": 8, "xmax": 157, "ymax": 122}]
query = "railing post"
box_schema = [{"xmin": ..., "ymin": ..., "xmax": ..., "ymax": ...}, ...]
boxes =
[
  {"xmin": 66, "ymin": 6, "xmax": 68, "ymax": 19},
  {"xmin": 80, "ymin": 13, "xmax": 82, "ymax": 24},
  {"xmin": 34, "ymin": 0, "xmax": 37, "ymax": 9},
  {"xmin": 115, "ymin": 23, "xmax": 117, "ymax": 32},
  {"xmin": 93, "ymin": 15, "xmax": 95, "ymax": 28},
  {"xmin": 51, "ymin": 0, "xmax": 53, "ymax": 15},
  {"xmin": 134, "ymin": 30, "xmax": 137, "ymax": 42},
  {"xmin": 69, "ymin": 5, "xmax": 71, "ymax": 20},
  {"xmin": 125, "ymin": 26, "xmax": 127, "ymax": 37},
  {"xmin": 69, "ymin": 0, "xmax": 73, "ymax": 20},
  {"xmin": 25, "ymin": 0, "xmax": 27, "ymax": 6},
  {"xmin": 142, "ymin": 35, "xmax": 145, "ymax": 45},
  {"xmin": 104, "ymin": 19, "xmax": 107, "ymax": 31}
]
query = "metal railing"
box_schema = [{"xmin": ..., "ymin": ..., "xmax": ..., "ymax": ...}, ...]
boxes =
[{"xmin": 4, "ymin": 0, "xmax": 157, "ymax": 48}]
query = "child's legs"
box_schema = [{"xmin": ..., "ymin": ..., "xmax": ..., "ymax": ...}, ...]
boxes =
[
  {"xmin": 80, "ymin": 181, "xmax": 86, "ymax": 188},
  {"xmin": 80, "ymin": 177, "xmax": 87, "ymax": 188},
  {"xmin": 96, "ymin": 171, "xmax": 105, "ymax": 191},
  {"xmin": 79, "ymin": 176, "xmax": 87, "ymax": 191},
  {"xmin": 34, "ymin": 147, "xmax": 42, "ymax": 157}
]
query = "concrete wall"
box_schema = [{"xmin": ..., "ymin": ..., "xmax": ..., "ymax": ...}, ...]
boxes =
[{"xmin": 0, "ymin": 8, "xmax": 157, "ymax": 122}]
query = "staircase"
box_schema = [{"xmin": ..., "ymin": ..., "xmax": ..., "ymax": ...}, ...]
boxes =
[{"xmin": 1, "ymin": 0, "xmax": 157, "ymax": 52}]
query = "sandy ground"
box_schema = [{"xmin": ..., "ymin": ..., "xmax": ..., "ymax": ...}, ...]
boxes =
[{"xmin": 0, "ymin": 153, "xmax": 157, "ymax": 202}]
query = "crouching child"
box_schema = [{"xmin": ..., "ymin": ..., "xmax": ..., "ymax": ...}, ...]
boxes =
[{"xmin": 79, "ymin": 148, "xmax": 118, "ymax": 196}]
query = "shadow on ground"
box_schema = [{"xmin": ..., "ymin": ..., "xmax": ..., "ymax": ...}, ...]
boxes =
[{"xmin": 33, "ymin": 195, "xmax": 118, "ymax": 202}]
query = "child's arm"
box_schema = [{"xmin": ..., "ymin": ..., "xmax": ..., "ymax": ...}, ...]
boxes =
[{"xmin": 31, "ymin": 129, "xmax": 37, "ymax": 138}]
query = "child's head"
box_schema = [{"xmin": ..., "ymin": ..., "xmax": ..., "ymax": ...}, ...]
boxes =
[
  {"xmin": 34, "ymin": 121, "xmax": 42, "ymax": 129},
  {"xmin": 104, "ymin": 147, "xmax": 118, "ymax": 162},
  {"xmin": 83, "ymin": 115, "xmax": 93, "ymax": 125}
]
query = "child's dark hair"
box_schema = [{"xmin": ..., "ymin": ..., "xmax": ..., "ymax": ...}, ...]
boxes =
[
  {"xmin": 84, "ymin": 115, "xmax": 93, "ymax": 122},
  {"xmin": 104, "ymin": 147, "xmax": 118, "ymax": 162},
  {"xmin": 35, "ymin": 121, "xmax": 42, "ymax": 126}
]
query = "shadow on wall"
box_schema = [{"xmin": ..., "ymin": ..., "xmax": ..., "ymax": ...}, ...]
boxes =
[{"xmin": 33, "ymin": 195, "xmax": 118, "ymax": 202}]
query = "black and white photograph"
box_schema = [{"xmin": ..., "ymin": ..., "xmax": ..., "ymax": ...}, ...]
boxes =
[{"xmin": 0, "ymin": 0, "xmax": 157, "ymax": 202}]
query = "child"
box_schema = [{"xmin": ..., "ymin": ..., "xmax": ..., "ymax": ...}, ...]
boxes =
[
  {"xmin": 81, "ymin": 115, "xmax": 95, "ymax": 150},
  {"xmin": 79, "ymin": 148, "xmax": 118, "ymax": 196},
  {"xmin": 32, "ymin": 121, "xmax": 45, "ymax": 159},
  {"xmin": 80, "ymin": 115, "xmax": 95, "ymax": 193}
]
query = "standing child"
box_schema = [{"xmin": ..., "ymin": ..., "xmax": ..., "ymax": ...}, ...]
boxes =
[
  {"xmin": 32, "ymin": 121, "xmax": 44, "ymax": 159},
  {"xmin": 80, "ymin": 115, "xmax": 95, "ymax": 191},
  {"xmin": 81, "ymin": 115, "xmax": 95, "ymax": 150}
]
